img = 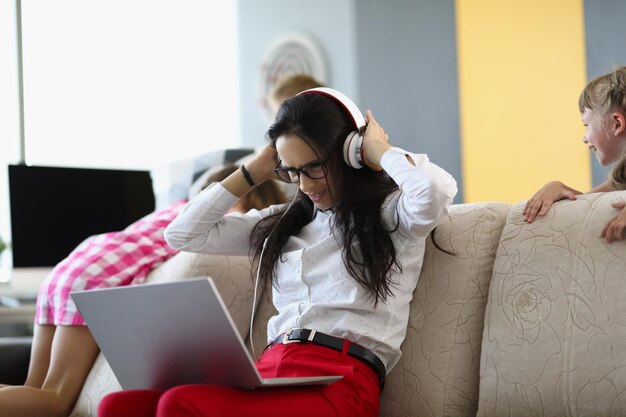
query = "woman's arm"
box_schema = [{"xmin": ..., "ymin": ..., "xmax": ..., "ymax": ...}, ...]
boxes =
[
  {"xmin": 362, "ymin": 111, "xmax": 458, "ymax": 237},
  {"xmin": 164, "ymin": 146, "xmax": 282, "ymax": 255},
  {"xmin": 164, "ymin": 183, "xmax": 272, "ymax": 255},
  {"xmin": 381, "ymin": 150, "xmax": 457, "ymax": 238}
]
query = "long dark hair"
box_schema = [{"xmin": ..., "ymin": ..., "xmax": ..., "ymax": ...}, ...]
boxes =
[{"xmin": 250, "ymin": 93, "xmax": 401, "ymax": 304}]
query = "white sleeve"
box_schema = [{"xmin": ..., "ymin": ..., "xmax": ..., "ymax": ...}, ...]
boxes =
[
  {"xmin": 380, "ymin": 148, "xmax": 457, "ymax": 239},
  {"xmin": 164, "ymin": 182, "xmax": 282, "ymax": 256}
]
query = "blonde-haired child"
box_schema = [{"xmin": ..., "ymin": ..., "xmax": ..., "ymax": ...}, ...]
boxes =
[{"xmin": 524, "ymin": 65, "xmax": 626, "ymax": 243}]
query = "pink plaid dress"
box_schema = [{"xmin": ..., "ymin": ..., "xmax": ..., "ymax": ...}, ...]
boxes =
[{"xmin": 36, "ymin": 201, "xmax": 187, "ymax": 326}]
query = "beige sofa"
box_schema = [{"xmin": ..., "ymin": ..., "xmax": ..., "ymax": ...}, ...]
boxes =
[{"xmin": 70, "ymin": 191, "xmax": 626, "ymax": 417}]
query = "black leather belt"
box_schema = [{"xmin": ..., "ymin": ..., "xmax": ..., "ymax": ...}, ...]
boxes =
[{"xmin": 272, "ymin": 328, "xmax": 386, "ymax": 389}]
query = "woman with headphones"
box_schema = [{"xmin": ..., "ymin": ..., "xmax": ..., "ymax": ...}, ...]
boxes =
[{"xmin": 98, "ymin": 88, "xmax": 457, "ymax": 417}]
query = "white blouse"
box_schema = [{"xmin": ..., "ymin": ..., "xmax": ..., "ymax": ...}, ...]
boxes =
[{"xmin": 164, "ymin": 148, "xmax": 457, "ymax": 372}]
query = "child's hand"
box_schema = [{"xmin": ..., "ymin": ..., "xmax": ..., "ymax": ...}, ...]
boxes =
[
  {"xmin": 361, "ymin": 110, "xmax": 391, "ymax": 171},
  {"xmin": 601, "ymin": 201, "xmax": 626, "ymax": 243},
  {"xmin": 523, "ymin": 181, "xmax": 580, "ymax": 223}
]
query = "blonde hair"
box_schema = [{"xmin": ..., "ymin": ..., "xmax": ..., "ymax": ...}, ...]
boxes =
[
  {"xmin": 578, "ymin": 65, "xmax": 626, "ymax": 190},
  {"xmin": 270, "ymin": 74, "xmax": 324, "ymax": 103}
]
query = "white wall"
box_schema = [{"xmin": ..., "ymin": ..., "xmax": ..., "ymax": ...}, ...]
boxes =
[{"xmin": 21, "ymin": 0, "xmax": 239, "ymax": 170}]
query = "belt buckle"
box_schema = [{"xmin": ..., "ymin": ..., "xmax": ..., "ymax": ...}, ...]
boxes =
[{"xmin": 282, "ymin": 328, "xmax": 302, "ymax": 344}]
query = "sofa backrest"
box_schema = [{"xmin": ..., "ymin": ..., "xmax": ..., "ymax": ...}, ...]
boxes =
[
  {"xmin": 379, "ymin": 202, "xmax": 510, "ymax": 417},
  {"xmin": 478, "ymin": 191, "xmax": 626, "ymax": 416}
]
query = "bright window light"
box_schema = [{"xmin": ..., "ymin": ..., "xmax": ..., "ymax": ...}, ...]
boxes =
[
  {"xmin": 0, "ymin": 0, "xmax": 20, "ymax": 254},
  {"xmin": 21, "ymin": 0, "xmax": 239, "ymax": 170}
]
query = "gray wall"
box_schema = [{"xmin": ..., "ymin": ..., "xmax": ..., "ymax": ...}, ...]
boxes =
[
  {"xmin": 354, "ymin": 0, "xmax": 460, "ymax": 201},
  {"xmin": 237, "ymin": 0, "xmax": 462, "ymax": 202},
  {"xmin": 237, "ymin": 0, "xmax": 359, "ymax": 146},
  {"xmin": 584, "ymin": 0, "xmax": 626, "ymax": 187}
]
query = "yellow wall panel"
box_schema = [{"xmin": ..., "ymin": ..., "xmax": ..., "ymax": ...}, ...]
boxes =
[{"xmin": 456, "ymin": 0, "xmax": 590, "ymax": 203}]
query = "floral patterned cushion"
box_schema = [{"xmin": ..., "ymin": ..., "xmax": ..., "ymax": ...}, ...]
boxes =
[
  {"xmin": 478, "ymin": 191, "xmax": 626, "ymax": 416},
  {"xmin": 380, "ymin": 202, "xmax": 510, "ymax": 417}
]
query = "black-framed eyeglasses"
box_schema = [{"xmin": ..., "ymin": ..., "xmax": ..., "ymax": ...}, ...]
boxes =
[{"xmin": 274, "ymin": 157, "xmax": 330, "ymax": 183}]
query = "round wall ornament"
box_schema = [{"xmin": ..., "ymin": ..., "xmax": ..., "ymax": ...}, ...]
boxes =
[{"xmin": 258, "ymin": 32, "xmax": 327, "ymax": 120}]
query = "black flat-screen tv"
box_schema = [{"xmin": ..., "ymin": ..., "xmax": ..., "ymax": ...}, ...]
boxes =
[{"xmin": 8, "ymin": 164, "xmax": 155, "ymax": 267}]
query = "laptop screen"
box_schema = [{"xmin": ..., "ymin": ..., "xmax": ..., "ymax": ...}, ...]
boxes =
[{"xmin": 8, "ymin": 164, "xmax": 155, "ymax": 267}]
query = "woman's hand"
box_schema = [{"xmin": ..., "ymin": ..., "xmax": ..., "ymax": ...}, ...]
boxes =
[
  {"xmin": 361, "ymin": 110, "xmax": 391, "ymax": 171},
  {"xmin": 221, "ymin": 145, "xmax": 278, "ymax": 197},
  {"xmin": 523, "ymin": 181, "xmax": 581, "ymax": 223},
  {"xmin": 601, "ymin": 201, "xmax": 626, "ymax": 243},
  {"xmin": 245, "ymin": 144, "xmax": 279, "ymax": 184}
]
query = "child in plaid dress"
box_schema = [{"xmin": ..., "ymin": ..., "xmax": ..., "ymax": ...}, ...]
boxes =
[
  {"xmin": 0, "ymin": 164, "xmax": 286, "ymax": 417},
  {"xmin": 35, "ymin": 201, "xmax": 186, "ymax": 327}
]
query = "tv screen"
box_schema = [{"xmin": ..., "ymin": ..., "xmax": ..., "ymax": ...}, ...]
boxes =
[{"xmin": 8, "ymin": 165, "xmax": 155, "ymax": 267}]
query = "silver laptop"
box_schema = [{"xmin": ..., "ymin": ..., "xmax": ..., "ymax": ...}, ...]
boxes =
[{"xmin": 71, "ymin": 277, "xmax": 342, "ymax": 390}]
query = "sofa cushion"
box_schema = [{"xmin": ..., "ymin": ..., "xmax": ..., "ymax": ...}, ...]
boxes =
[
  {"xmin": 380, "ymin": 202, "xmax": 510, "ymax": 417},
  {"xmin": 478, "ymin": 191, "xmax": 626, "ymax": 416},
  {"xmin": 247, "ymin": 280, "xmax": 278, "ymax": 359}
]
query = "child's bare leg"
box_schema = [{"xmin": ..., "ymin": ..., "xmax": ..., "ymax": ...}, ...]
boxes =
[
  {"xmin": 0, "ymin": 325, "xmax": 99, "ymax": 417},
  {"xmin": 25, "ymin": 324, "xmax": 56, "ymax": 387}
]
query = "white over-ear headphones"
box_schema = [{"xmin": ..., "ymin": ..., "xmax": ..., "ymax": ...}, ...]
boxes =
[{"xmin": 297, "ymin": 87, "xmax": 366, "ymax": 169}]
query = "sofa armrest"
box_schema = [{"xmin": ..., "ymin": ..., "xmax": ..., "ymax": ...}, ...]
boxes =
[
  {"xmin": 479, "ymin": 191, "xmax": 626, "ymax": 416},
  {"xmin": 0, "ymin": 337, "xmax": 31, "ymax": 385}
]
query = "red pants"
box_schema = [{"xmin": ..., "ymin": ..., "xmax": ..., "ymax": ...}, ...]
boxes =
[{"xmin": 98, "ymin": 342, "xmax": 380, "ymax": 417}]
